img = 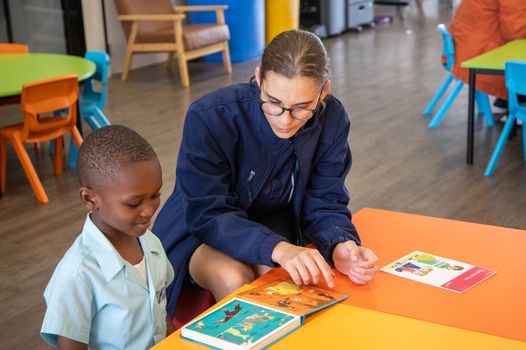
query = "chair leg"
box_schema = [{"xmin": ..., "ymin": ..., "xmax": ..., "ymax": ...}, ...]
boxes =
[
  {"xmin": 166, "ymin": 52, "xmax": 175, "ymax": 70},
  {"xmin": 523, "ymin": 120, "xmax": 526, "ymax": 162},
  {"xmin": 71, "ymin": 127, "xmax": 83, "ymax": 148},
  {"xmin": 82, "ymin": 111, "xmax": 101, "ymax": 130},
  {"xmin": 68, "ymin": 137, "xmax": 78, "ymax": 170},
  {"xmin": 428, "ymin": 79, "xmax": 464, "ymax": 128},
  {"xmin": 92, "ymin": 108, "xmax": 111, "ymax": 127},
  {"xmin": 423, "ymin": 74, "xmax": 454, "ymax": 116},
  {"xmin": 10, "ymin": 134, "xmax": 49, "ymax": 203},
  {"xmin": 53, "ymin": 136, "xmax": 63, "ymax": 176},
  {"xmin": 178, "ymin": 56, "xmax": 190, "ymax": 88},
  {"xmin": 0, "ymin": 136, "xmax": 6, "ymax": 193},
  {"xmin": 475, "ymin": 91, "xmax": 494, "ymax": 127},
  {"xmin": 484, "ymin": 113, "xmax": 517, "ymax": 176},
  {"xmin": 222, "ymin": 42, "xmax": 232, "ymax": 74},
  {"xmin": 122, "ymin": 49, "xmax": 134, "ymax": 81}
]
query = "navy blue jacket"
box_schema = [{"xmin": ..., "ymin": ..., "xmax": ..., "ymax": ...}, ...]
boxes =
[{"xmin": 153, "ymin": 82, "xmax": 360, "ymax": 316}]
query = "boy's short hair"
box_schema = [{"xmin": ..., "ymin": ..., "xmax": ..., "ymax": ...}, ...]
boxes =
[{"xmin": 77, "ymin": 125, "xmax": 158, "ymax": 188}]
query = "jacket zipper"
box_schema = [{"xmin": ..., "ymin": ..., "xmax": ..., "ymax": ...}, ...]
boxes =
[
  {"xmin": 247, "ymin": 170, "xmax": 256, "ymax": 203},
  {"xmin": 292, "ymin": 135, "xmax": 305, "ymax": 247}
]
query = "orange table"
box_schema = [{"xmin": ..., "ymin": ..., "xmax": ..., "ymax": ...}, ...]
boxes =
[
  {"xmin": 257, "ymin": 208, "xmax": 526, "ymax": 342},
  {"xmin": 153, "ymin": 208, "xmax": 526, "ymax": 348},
  {"xmin": 153, "ymin": 291, "xmax": 526, "ymax": 349}
]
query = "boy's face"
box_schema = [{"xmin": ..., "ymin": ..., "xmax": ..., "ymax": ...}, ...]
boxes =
[{"xmin": 82, "ymin": 159, "xmax": 163, "ymax": 240}]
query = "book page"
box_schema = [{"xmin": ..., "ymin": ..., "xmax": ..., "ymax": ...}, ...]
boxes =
[
  {"xmin": 183, "ymin": 298, "xmax": 297, "ymax": 348},
  {"xmin": 238, "ymin": 281, "xmax": 348, "ymax": 316},
  {"xmin": 380, "ymin": 251, "xmax": 496, "ymax": 293}
]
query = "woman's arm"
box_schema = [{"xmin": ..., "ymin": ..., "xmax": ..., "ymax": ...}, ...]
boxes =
[
  {"xmin": 177, "ymin": 102, "xmax": 285, "ymax": 266},
  {"xmin": 301, "ymin": 99, "xmax": 360, "ymax": 263}
]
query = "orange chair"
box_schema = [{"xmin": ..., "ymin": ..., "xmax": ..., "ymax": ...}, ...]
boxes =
[
  {"xmin": 0, "ymin": 75, "xmax": 83, "ymax": 204},
  {"xmin": 0, "ymin": 43, "xmax": 29, "ymax": 53}
]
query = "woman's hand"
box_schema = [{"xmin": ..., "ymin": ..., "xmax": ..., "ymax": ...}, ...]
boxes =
[
  {"xmin": 271, "ymin": 241, "xmax": 334, "ymax": 288},
  {"xmin": 333, "ymin": 241, "xmax": 378, "ymax": 284}
]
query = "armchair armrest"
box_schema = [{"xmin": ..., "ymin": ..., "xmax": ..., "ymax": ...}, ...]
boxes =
[
  {"xmin": 118, "ymin": 14, "xmax": 185, "ymax": 22},
  {"xmin": 173, "ymin": 5, "xmax": 228, "ymax": 12},
  {"xmin": 173, "ymin": 5, "xmax": 228, "ymax": 25}
]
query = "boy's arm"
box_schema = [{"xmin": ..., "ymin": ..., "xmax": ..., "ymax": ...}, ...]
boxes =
[{"xmin": 57, "ymin": 336, "xmax": 87, "ymax": 350}]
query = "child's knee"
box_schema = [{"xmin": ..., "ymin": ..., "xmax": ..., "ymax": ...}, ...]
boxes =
[{"xmin": 216, "ymin": 265, "xmax": 254, "ymax": 294}]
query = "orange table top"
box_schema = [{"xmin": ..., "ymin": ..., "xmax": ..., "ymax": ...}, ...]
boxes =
[
  {"xmin": 153, "ymin": 286, "xmax": 526, "ymax": 350},
  {"xmin": 255, "ymin": 208, "xmax": 526, "ymax": 342}
]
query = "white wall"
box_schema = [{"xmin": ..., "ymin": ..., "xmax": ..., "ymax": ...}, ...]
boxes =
[{"xmin": 81, "ymin": 0, "xmax": 186, "ymax": 75}]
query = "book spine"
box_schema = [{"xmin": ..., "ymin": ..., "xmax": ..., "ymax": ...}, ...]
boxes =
[
  {"xmin": 261, "ymin": 323, "xmax": 303, "ymax": 350},
  {"xmin": 302, "ymin": 294, "xmax": 348, "ymax": 317}
]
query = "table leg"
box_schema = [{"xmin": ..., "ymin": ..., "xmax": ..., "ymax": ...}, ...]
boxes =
[
  {"xmin": 467, "ymin": 68, "xmax": 476, "ymax": 164},
  {"xmin": 76, "ymin": 99, "xmax": 83, "ymax": 136}
]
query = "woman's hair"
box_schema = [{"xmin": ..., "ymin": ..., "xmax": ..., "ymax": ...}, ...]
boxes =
[{"xmin": 259, "ymin": 29, "xmax": 331, "ymax": 84}]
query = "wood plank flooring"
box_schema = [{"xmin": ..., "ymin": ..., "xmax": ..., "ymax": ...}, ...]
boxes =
[{"xmin": 1, "ymin": 2, "xmax": 525, "ymax": 348}]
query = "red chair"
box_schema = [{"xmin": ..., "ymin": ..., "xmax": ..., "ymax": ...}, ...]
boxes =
[
  {"xmin": 172, "ymin": 281, "xmax": 215, "ymax": 329},
  {"xmin": 0, "ymin": 75, "xmax": 83, "ymax": 203}
]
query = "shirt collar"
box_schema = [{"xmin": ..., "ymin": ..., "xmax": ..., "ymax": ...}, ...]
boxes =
[{"xmin": 81, "ymin": 214, "xmax": 162, "ymax": 282}]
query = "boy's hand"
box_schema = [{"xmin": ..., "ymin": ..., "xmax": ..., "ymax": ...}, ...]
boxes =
[
  {"xmin": 333, "ymin": 241, "xmax": 378, "ymax": 284},
  {"xmin": 272, "ymin": 241, "xmax": 334, "ymax": 288}
]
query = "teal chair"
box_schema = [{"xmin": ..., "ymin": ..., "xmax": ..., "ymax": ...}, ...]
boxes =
[
  {"xmin": 484, "ymin": 61, "xmax": 526, "ymax": 176},
  {"xmin": 68, "ymin": 51, "xmax": 111, "ymax": 168},
  {"xmin": 423, "ymin": 24, "xmax": 493, "ymax": 129}
]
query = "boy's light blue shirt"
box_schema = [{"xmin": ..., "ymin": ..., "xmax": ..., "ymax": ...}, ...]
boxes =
[{"xmin": 41, "ymin": 214, "xmax": 175, "ymax": 349}]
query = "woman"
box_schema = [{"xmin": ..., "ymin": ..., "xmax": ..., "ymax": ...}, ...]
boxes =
[{"xmin": 153, "ymin": 30, "xmax": 378, "ymax": 317}]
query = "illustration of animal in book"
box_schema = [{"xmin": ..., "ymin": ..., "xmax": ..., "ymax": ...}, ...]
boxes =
[{"xmin": 181, "ymin": 280, "xmax": 347, "ymax": 349}]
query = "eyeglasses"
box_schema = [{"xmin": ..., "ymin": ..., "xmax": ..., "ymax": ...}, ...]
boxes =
[{"xmin": 259, "ymin": 88, "xmax": 323, "ymax": 121}]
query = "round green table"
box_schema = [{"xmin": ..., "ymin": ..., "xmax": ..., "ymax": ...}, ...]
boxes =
[{"xmin": 0, "ymin": 53, "xmax": 96, "ymax": 98}]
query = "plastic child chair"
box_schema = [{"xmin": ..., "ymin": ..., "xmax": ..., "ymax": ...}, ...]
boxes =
[
  {"xmin": 0, "ymin": 75, "xmax": 82, "ymax": 204},
  {"xmin": 0, "ymin": 43, "xmax": 29, "ymax": 53},
  {"xmin": 484, "ymin": 61, "xmax": 526, "ymax": 176},
  {"xmin": 68, "ymin": 51, "xmax": 111, "ymax": 169},
  {"xmin": 423, "ymin": 24, "xmax": 493, "ymax": 129},
  {"xmin": 172, "ymin": 280, "xmax": 215, "ymax": 329}
]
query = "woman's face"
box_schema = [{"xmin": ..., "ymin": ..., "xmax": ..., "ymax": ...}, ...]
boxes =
[{"xmin": 256, "ymin": 67, "xmax": 330, "ymax": 139}]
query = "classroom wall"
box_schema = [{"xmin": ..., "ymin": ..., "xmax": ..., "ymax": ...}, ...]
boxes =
[{"xmin": 81, "ymin": 0, "xmax": 186, "ymax": 75}]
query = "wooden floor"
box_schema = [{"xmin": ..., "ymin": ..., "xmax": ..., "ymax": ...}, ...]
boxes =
[{"xmin": 1, "ymin": 2, "xmax": 525, "ymax": 348}]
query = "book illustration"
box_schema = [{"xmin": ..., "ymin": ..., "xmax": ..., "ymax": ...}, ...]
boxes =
[
  {"xmin": 184, "ymin": 299, "xmax": 296, "ymax": 348},
  {"xmin": 238, "ymin": 281, "xmax": 347, "ymax": 316},
  {"xmin": 181, "ymin": 280, "xmax": 347, "ymax": 349},
  {"xmin": 381, "ymin": 251, "xmax": 496, "ymax": 293}
]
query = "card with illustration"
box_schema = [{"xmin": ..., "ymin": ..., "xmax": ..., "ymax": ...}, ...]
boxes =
[{"xmin": 380, "ymin": 250, "xmax": 497, "ymax": 293}]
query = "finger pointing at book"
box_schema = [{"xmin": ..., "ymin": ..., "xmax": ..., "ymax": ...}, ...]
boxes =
[{"xmin": 272, "ymin": 241, "xmax": 335, "ymax": 288}]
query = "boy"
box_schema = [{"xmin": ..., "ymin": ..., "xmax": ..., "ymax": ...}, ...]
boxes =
[{"xmin": 41, "ymin": 125, "xmax": 175, "ymax": 349}]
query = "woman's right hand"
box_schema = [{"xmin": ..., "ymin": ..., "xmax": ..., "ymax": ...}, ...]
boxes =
[{"xmin": 271, "ymin": 241, "xmax": 334, "ymax": 288}]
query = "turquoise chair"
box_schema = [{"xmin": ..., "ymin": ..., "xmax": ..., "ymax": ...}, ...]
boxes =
[
  {"xmin": 484, "ymin": 61, "xmax": 526, "ymax": 176},
  {"xmin": 68, "ymin": 51, "xmax": 111, "ymax": 168},
  {"xmin": 423, "ymin": 24, "xmax": 493, "ymax": 129}
]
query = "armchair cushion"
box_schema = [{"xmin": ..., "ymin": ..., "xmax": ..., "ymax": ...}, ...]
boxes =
[
  {"xmin": 182, "ymin": 24, "xmax": 230, "ymax": 51},
  {"xmin": 135, "ymin": 23, "xmax": 229, "ymax": 52}
]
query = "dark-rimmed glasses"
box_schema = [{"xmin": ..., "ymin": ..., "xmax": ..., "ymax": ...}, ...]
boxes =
[{"xmin": 259, "ymin": 87, "xmax": 323, "ymax": 121}]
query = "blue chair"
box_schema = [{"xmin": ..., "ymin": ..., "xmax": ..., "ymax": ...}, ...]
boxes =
[
  {"xmin": 68, "ymin": 51, "xmax": 111, "ymax": 168},
  {"xmin": 423, "ymin": 24, "xmax": 493, "ymax": 129},
  {"xmin": 484, "ymin": 61, "xmax": 526, "ymax": 176}
]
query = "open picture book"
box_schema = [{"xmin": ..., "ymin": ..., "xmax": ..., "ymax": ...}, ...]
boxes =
[
  {"xmin": 380, "ymin": 250, "xmax": 497, "ymax": 293},
  {"xmin": 181, "ymin": 280, "xmax": 348, "ymax": 349}
]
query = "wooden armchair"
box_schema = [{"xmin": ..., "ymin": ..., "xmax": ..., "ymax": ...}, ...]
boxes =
[{"xmin": 114, "ymin": 0, "xmax": 232, "ymax": 87}]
